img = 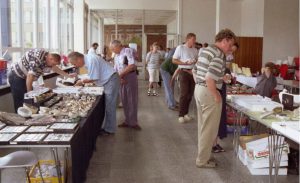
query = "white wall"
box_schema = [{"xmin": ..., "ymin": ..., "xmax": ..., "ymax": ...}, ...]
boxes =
[
  {"xmin": 217, "ymin": 0, "xmax": 264, "ymax": 37},
  {"xmin": 181, "ymin": 0, "xmax": 216, "ymax": 44},
  {"xmin": 86, "ymin": 0, "xmax": 177, "ymax": 10},
  {"xmin": 240, "ymin": 0, "xmax": 264, "ymax": 37},
  {"xmin": 218, "ymin": 0, "xmax": 242, "ymax": 36},
  {"xmin": 263, "ymin": 0, "xmax": 299, "ymax": 63}
]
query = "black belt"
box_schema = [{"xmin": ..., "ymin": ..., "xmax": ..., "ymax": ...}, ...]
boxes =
[
  {"xmin": 196, "ymin": 82, "xmax": 207, "ymax": 87},
  {"xmin": 180, "ymin": 68, "xmax": 192, "ymax": 71}
]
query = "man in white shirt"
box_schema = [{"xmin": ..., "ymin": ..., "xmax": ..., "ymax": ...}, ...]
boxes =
[
  {"xmin": 68, "ymin": 52, "xmax": 120, "ymax": 135},
  {"xmin": 172, "ymin": 33, "xmax": 198, "ymax": 123},
  {"xmin": 88, "ymin": 42, "xmax": 99, "ymax": 55}
]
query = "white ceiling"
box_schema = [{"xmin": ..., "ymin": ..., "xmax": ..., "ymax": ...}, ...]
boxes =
[{"xmin": 94, "ymin": 9, "xmax": 177, "ymax": 25}]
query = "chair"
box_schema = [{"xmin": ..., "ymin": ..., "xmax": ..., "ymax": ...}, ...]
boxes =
[{"xmin": 0, "ymin": 151, "xmax": 44, "ymax": 183}]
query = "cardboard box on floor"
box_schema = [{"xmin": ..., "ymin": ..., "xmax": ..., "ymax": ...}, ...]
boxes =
[{"xmin": 239, "ymin": 134, "xmax": 269, "ymax": 150}]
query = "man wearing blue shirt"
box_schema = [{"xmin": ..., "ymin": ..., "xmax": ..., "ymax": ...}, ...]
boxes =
[{"xmin": 68, "ymin": 52, "xmax": 120, "ymax": 135}]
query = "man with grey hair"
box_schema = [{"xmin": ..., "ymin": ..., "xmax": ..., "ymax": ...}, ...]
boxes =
[
  {"xmin": 110, "ymin": 40, "xmax": 141, "ymax": 130},
  {"xmin": 67, "ymin": 51, "xmax": 120, "ymax": 135}
]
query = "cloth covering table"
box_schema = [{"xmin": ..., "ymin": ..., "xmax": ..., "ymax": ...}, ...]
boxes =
[{"xmin": 0, "ymin": 95, "xmax": 105, "ymax": 183}]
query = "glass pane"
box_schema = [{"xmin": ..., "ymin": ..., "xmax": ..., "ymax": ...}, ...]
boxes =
[
  {"xmin": 23, "ymin": 0, "xmax": 34, "ymax": 48},
  {"xmin": 59, "ymin": 0, "xmax": 66, "ymax": 53},
  {"xmin": 10, "ymin": 52, "xmax": 21, "ymax": 64},
  {"xmin": 67, "ymin": 6, "xmax": 73, "ymax": 52},
  {"xmin": 38, "ymin": 0, "xmax": 47, "ymax": 48},
  {"xmin": 50, "ymin": 0, "xmax": 59, "ymax": 51},
  {"xmin": 9, "ymin": 0, "xmax": 20, "ymax": 47},
  {"xmin": 91, "ymin": 16, "xmax": 98, "ymax": 46},
  {"xmin": 1, "ymin": 1, "xmax": 10, "ymax": 47}
]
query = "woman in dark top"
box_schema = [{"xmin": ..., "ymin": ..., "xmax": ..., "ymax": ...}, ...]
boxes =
[
  {"xmin": 160, "ymin": 48, "xmax": 178, "ymax": 110},
  {"xmin": 254, "ymin": 62, "xmax": 277, "ymax": 98}
]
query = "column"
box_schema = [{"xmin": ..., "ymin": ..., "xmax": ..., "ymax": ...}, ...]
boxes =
[
  {"xmin": 73, "ymin": 0, "xmax": 85, "ymax": 53},
  {"xmin": 177, "ymin": 0, "xmax": 182, "ymax": 45}
]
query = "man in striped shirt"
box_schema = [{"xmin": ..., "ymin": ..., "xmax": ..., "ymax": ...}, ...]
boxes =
[
  {"xmin": 8, "ymin": 48, "xmax": 71, "ymax": 111},
  {"xmin": 193, "ymin": 29, "xmax": 236, "ymax": 168}
]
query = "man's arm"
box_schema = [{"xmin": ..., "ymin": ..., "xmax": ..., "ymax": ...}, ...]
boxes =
[
  {"xmin": 52, "ymin": 65, "xmax": 71, "ymax": 78},
  {"xmin": 26, "ymin": 73, "xmax": 35, "ymax": 91},
  {"xmin": 172, "ymin": 58, "xmax": 186, "ymax": 65},
  {"xmin": 119, "ymin": 64, "xmax": 136, "ymax": 78}
]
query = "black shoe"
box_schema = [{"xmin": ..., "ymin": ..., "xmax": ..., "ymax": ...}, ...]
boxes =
[{"xmin": 98, "ymin": 129, "xmax": 114, "ymax": 136}]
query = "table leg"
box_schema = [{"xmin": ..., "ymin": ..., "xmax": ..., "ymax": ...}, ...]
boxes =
[
  {"xmin": 51, "ymin": 148, "xmax": 62, "ymax": 183},
  {"xmin": 64, "ymin": 148, "xmax": 70, "ymax": 183},
  {"xmin": 233, "ymin": 110, "xmax": 242, "ymax": 156},
  {"xmin": 268, "ymin": 130, "xmax": 285, "ymax": 183}
]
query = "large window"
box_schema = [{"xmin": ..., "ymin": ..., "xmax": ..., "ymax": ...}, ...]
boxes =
[
  {"xmin": 67, "ymin": 4, "xmax": 74, "ymax": 52},
  {"xmin": 24, "ymin": 0, "xmax": 33, "ymax": 48},
  {"xmin": 0, "ymin": 0, "xmax": 74, "ymax": 86},
  {"xmin": 91, "ymin": 15, "xmax": 99, "ymax": 45},
  {"xmin": 38, "ymin": 0, "xmax": 47, "ymax": 48},
  {"xmin": 9, "ymin": 0, "xmax": 20, "ymax": 47}
]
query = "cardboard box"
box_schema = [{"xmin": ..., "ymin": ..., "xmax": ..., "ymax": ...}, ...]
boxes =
[{"xmin": 246, "ymin": 136, "xmax": 289, "ymax": 160}]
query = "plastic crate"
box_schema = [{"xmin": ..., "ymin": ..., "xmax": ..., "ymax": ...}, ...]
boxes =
[{"xmin": 28, "ymin": 160, "xmax": 64, "ymax": 183}]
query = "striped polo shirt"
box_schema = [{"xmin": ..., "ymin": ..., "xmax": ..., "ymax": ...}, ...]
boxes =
[
  {"xmin": 193, "ymin": 45, "xmax": 226, "ymax": 89},
  {"xmin": 146, "ymin": 51, "xmax": 161, "ymax": 69},
  {"xmin": 12, "ymin": 49, "xmax": 51, "ymax": 79}
]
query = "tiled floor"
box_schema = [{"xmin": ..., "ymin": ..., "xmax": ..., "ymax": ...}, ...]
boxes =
[
  {"xmin": 1, "ymin": 79, "xmax": 299, "ymax": 183},
  {"xmin": 85, "ymin": 80, "xmax": 299, "ymax": 183}
]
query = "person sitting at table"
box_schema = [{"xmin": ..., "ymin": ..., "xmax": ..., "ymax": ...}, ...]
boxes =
[
  {"xmin": 254, "ymin": 62, "xmax": 277, "ymax": 98},
  {"xmin": 8, "ymin": 48, "xmax": 71, "ymax": 112},
  {"xmin": 67, "ymin": 51, "xmax": 120, "ymax": 135}
]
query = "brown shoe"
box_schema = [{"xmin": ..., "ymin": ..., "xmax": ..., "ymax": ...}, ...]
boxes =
[
  {"xmin": 131, "ymin": 124, "xmax": 142, "ymax": 131},
  {"xmin": 118, "ymin": 123, "xmax": 129, "ymax": 128},
  {"xmin": 196, "ymin": 161, "xmax": 217, "ymax": 168}
]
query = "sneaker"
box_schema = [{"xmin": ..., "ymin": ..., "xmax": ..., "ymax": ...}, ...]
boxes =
[
  {"xmin": 178, "ymin": 117, "xmax": 185, "ymax": 123},
  {"xmin": 147, "ymin": 90, "xmax": 151, "ymax": 96},
  {"xmin": 184, "ymin": 114, "xmax": 193, "ymax": 121},
  {"xmin": 216, "ymin": 144, "xmax": 225, "ymax": 152},
  {"xmin": 152, "ymin": 91, "xmax": 158, "ymax": 96},
  {"xmin": 196, "ymin": 161, "xmax": 217, "ymax": 168},
  {"xmin": 212, "ymin": 145, "xmax": 221, "ymax": 153}
]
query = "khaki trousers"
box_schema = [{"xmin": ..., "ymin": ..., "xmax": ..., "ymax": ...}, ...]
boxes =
[{"xmin": 194, "ymin": 85, "xmax": 222, "ymax": 165}]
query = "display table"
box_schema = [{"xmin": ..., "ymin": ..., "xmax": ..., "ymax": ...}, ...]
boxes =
[
  {"xmin": 226, "ymin": 99, "xmax": 299, "ymax": 183},
  {"xmin": 0, "ymin": 95, "xmax": 105, "ymax": 183},
  {"xmin": 236, "ymin": 75, "xmax": 300, "ymax": 93},
  {"xmin": 276, "ymin": 79, "xmax": 299, "ymax": 93}
]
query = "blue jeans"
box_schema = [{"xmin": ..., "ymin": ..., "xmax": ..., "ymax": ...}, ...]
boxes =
[
  {"xmin": 8, "ymin": 71, "xmax": 26, "ymax": 112},
  {"xmin": 102, "ymin": 73, "xmax": 120, "ymax": 133},
  {"xmin": 160, "ymin": 68, "xmax": 176, "ymax": 108}
]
